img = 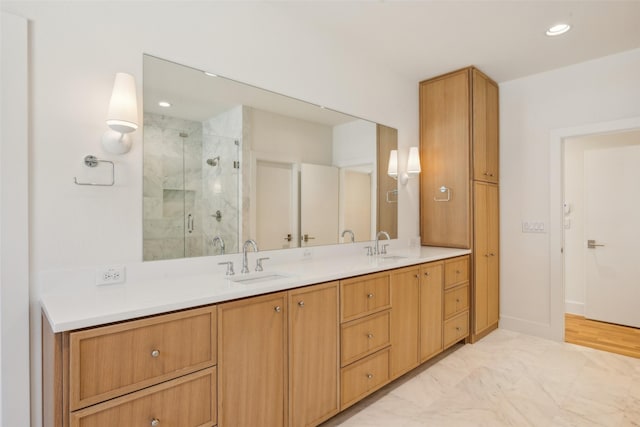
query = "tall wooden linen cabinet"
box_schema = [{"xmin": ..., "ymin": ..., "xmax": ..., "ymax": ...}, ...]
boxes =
[{"xmin": 419, "ymin": 66, "xmax": 499, "ymax": 342}]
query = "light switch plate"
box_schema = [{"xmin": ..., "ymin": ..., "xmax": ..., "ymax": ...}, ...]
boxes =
[{"xmin": 522, "ymin": 221, "xmax": 546, "ymax": 233}]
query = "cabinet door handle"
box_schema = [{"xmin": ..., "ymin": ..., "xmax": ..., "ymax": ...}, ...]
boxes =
[
  {"xmin": 456, "ymin": 298, "xmax": 460, "ymax": 303},
  {"xmin": 414, "ymin": 274, "xmax": 419, "ymax": 279},
  {"xmin": 456, "ymin": 270, "xmax": 461, "ymax": 274},
  {"xmin": 298, "ymin": 301, "xmax": 304, "ymax": 307},
  {"xmin": 366, "ymin": 333, "xmax": 374, "ymax": 339},
  {"xmin": 366, "ymin": 373, "xmax": 373, "ymax": 379},
  {"xmin": 489, "ymin": 253, "xmax": 495, "ymax": 257},
  {"xmin": 151, "ymin": 349, "xmax": 160, "ymax": 358},
  {"xmin": 274, "ymin": 306, "xmax": 281, "ymax": 313},
  {"xmin": 367, "ymin": 293, "xmax": 374, "ymax": 299},
  {"xmin": 424, "ymin": 271, "xmax": 430, "ymax": 277},
  {"xmin": 151, "ymin": 418, "xmax": 160, "ymax": 427}
]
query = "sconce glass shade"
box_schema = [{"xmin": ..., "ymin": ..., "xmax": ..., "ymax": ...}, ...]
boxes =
[
  {"xmin": 387, "ymin": 149, "xmax": 398, "ymax": 178},
  {"xmin": 407, "ymin": 146, "xmax": 421, "ymax": 175},
  {"xmin": 102, "ymin": 72, "xmax": 138, "ymax": 154},
  {"xmin": 106, "ymin": 73, "xmax": 138, "ymax": 133}
]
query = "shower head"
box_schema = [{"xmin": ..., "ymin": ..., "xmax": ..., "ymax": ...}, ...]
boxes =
[{"xmin": 206, "ymin": 156, "xmax": 220, "ymax": 167}]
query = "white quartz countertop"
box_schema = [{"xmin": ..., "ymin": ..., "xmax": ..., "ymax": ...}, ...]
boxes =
[{"xmin": 41, "ymin": 246, "xmax": 470, "ymax": 333}]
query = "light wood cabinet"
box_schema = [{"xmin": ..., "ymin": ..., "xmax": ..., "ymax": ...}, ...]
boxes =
[
  {"xmin": 472, "ymin": 69, "xmax": 499, "ymax": 183},
  {"xmin": 341, "ymin": 311, "xmax": 390, "ymax": 367},
  {"xmin": 444, "ymin": 284, "xmax": 469, "ymax": 320},
  {"xmin": 444, "ymin": 311, "xmax": 470, "ymax": 349},
  {"xmin": 419, "ymin": 69, "xmax": 471, "ymax": 248},
  {"xmin": 70, "ymin": 367, "xmax": 216, "ymax": 427},
  {"xmin": 69, "ymin": 306, "xmax": 216, "ymax": 411},
  {"xmin": 288, "ymin": 282, "xmax": 339, "ymax": 427},
  {"xmin": 341, "ymin": 349, "xmax": 390, "ymax": 410},
  {"xmin": 218, "ymin": 292, "xmax": 287, "ymax": 427},
  {"xmin": 473, "ymin": 182, "xmax": 500, "ymax": 336},
  {"xmin": 419, "ymin": 262, "xmax": 444, "ymax": 362},
  {"xmin": 420, "ymin": 66, "xmax": 500, "ymax": 343},
  {"xmin": 340, "ymin": 272, "xmax": 390, "ymax": 322},
  {"xmin": 43, "ymin": 306, "xmax": 218, "ymax": 427},
  {"xmin": 390, "ymin": 266, "xmax": 420, "ymax": 379}
]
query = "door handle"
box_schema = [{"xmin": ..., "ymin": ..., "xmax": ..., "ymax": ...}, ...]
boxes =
[
  {"xmin": 284, "ymin": 233, "xmax": 292, "ymax": 242},
  {"xmin": 301, "ymin": 234, "xmax": 315, "ymax": 243},
  {"xmin": 587, "ymin": 239, "xmax": 605, "ymax": 249}
]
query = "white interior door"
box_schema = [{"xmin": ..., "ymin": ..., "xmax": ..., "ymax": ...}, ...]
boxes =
[
  {"xmin": 301, "ymin": 163, "xmax": 339, "ymax": 247},
  {"xmin": 342, "ymin": 170, "xmax": 372, "ymax": 243},
  {"xmin": 584, "ymin": 145, "xmax": 640, "ymax": 328},
  {"xmin": 256, "ymin": 161, "xmax": 295, "ymax": 250}
]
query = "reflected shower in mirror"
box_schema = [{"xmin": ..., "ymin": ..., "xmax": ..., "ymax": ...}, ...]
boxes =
[{"xmin": 143, "ymin": 55, "xmax": 397, "ymax": 261}]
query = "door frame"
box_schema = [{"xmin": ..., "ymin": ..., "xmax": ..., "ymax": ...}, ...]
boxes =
[{"xmin": 549, "ymin": 116, "xmax": 640, "ymax": 341}]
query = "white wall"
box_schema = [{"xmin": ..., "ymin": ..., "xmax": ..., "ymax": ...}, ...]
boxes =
[
  {"xmin": 0, "ymin": 3, "xmax": 418, "ymax": 425},
  {"xmin": 251, "ymin": 108, "xmax": 333, "ymax": 165},
  {"xmin": 500, "ymin": 48, "xmax": 640, "ymax": 340},
  {"xmin": 563, "ymin": 130, "xmax": 640, "ymax": 315},
  {"xmin": 332, "ymin": 119, "xmax": 377, "ymax": 168},
  {"xmin": 1, "ymin": 11, "xmax": 31, "ymax": 427}
]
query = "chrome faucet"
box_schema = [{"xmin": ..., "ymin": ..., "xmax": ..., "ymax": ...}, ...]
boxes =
[
  {"xmin": 211, "ymin": 235, "xmax": 225, "ymax": 255},
  {"xmin": 241, "ymin": 239, "xmax": 258, "ymax": 274},
  {"xmin": 341, "ymin": 229, "xmax": 355, "ymax": 243},
  {"xmin": 375, "ymin": 231, "xmax": 391, "ymax": 255}
]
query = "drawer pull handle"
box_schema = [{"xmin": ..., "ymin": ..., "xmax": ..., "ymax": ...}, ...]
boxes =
[
  {"xmin": 456, "ymin": 298, "xmax": 460, "ymax": 303},
  {"xmin": 298, "ymin": 301, "xmax": 305, "ymax": 307},
  {"xmin": 366, "ymin": 373, "xmax": 373, "ymax": 379},
  {"xmin": 151, "ymin": 350, "xmax": 160, "ymax": 358},
  {"xmin": 424, "ymin": 272, "xmax": 430, "ymax": 276},
  {"xmin": 367, "ymin": 293, "xmax": 374, "ymax": 299},
  {"xmin": 456, "ymin": 270, "xmax": 461, "ymax": 274},
  {"xmin": 151, "ymin": 418, "xmax": 160, "ymax": 427},
  {"xmin": 366, "ymin": 333, "xmax": 374, "ymax": 339},
  {"xmin": 456, "ymin": 326, "xmax": 461, "ymax": 331},
  {"xmin": 274, "ymin": 306, "xmax": 282, "ymax": 313}
]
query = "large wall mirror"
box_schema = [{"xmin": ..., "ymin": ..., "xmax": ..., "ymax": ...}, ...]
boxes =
[{"xmin": 143, "ymin": 54, "xmax": 397, "ymax": 261}]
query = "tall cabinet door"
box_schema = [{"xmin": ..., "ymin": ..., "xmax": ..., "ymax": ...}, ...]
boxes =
[
  {"xmin": 420, "ymin": 69, "xmax": 471, "ymax": 248},
  {"xmin": 420, "ymin": 262, "xmax": 444, "ymax": 362},
  {"xmin": 218, "ymin": 292, "xmax": 287, "ymax": 427},
  {"xmin": 390, "ymin": 267, "xmax": 420, "ymax": 379},
  {"xmin": 473, "ymin": 182, "xmax": 499, "ymax": 335},
  {"xmin": 472, "ymin": 69, "xmax": 499, "ymax": 183},
  {"xmin": 289, "ymin": 282, "xmax": 339, "ymax": 427}
]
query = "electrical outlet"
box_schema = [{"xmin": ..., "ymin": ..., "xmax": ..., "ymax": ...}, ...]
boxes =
[
  {"xmin": 96, "ymin": 265, "xmax": 126, "ymax": 285},
  {"xmin": 522, "ymin": 221, "xmax": 546, "ymax": 233}
]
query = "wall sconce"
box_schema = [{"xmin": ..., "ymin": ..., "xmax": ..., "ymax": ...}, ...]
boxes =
[
  {"xmin": 387, "ymin": 147, "xmax": 421, "ymax": 185},
  {"xmin": 101, "ymin": 72, "xmax": 138, "ymax": 154}
]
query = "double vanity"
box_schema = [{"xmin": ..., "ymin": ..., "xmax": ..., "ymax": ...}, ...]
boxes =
[{"xmin": 42, "ymin": 246, "xmax": 471, "ymax": 427}]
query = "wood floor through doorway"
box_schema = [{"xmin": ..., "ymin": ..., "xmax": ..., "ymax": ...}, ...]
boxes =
[{"xmin": 565, "ymin": 313, "xmax": 640, "ymax": 359}]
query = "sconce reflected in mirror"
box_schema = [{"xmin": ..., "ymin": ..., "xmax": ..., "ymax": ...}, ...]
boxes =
[
  {"xmin": 387, "ymin": 147, "xmax": 421, "ymax": 185},
  {"xmin": 101, "ymin": 72, "xmax": 139, "ymax": 154}
]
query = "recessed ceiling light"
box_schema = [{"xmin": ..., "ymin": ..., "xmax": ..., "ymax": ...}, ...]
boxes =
[
  {"xmin": 204, "ymin": 71, "xmax": 217, "ymax": 77},
  {"xmin": 158, "ymin": 101, "xmax": 171, "ymax": 108},
  {"xmin": 546, "ymin": 23, "xmax": 571, "ymax": 36}
]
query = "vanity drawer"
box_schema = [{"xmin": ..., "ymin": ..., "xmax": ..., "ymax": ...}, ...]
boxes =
[
  {"xmin": 341, "ymin": 311, "xmax": 390, "ymax": 367},
  {"xmin": 70, "ymin": 367, "xmax": 216, "ymax": 427},
  {"xmin": 444, "ymin": 284, "xmax": 469, "ymax": 319},
  {"xmin": 444, "ymin": 256, "xmax": 469, "ymax": 289},
  {"xmin": 341, "ymin": 272, "xmax": 390, "ymax": 322},
  {"xmin": 341, "ymin": 348, "xmax": 390, "ymax": 410},
  {"xmin": 443, "ymin": 311, "xmax": 469, "ymax": 349},
  {"xmin": 69, "ymin": 305, "xmax": 216, "ymax": 410}
]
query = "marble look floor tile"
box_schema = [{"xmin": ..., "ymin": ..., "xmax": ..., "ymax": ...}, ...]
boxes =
[{"xmin": 323, "ymin": 328, "xmax": 640, "ymax": 427}]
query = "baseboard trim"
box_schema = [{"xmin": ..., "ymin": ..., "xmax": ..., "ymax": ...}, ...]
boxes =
[
  {"xmin": 499, "ymin": 315, "xmax": 562, "ymax": 341},
  {"xmin": 565, "ymin": 301, "xmax": 585, "ymax": 315}
]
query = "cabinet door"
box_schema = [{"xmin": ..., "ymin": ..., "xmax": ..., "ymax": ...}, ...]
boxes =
[
  {"xmin": 289, "ymin": 282, "xmax": 339, "ymax": 427},
  {"xmin": 420, "ymin": 262, "xmax": 444, "ymax": 362},
  {"xmin": 420, "ymin": 69, "xmax": 471, "ymax": 248},
  {"xmin": 218, "ymin": 292, "xmax": 287, "ymax": 427},
  {"xmin": 390, "ymin": 267, "xmax": 420, "ymax": 379},
  {"xmin": 473, "ymin": 182, "xmax": 499, "ymax": 335},
  {"xmin": 472, "ymin": 69, "xmax": 499, "ymax": 183}
]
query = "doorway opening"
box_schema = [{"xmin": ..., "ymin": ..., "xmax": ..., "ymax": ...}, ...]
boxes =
[{"xmin": 562, "ymin": 129, "xmax": 640, "ymax": 357}]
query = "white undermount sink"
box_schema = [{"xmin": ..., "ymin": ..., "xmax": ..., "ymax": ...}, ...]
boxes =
[
  {"xmin": 379, "ymin": 255, "xmax": 407, "ymax": 260},
  {"xmin": 230, "ymin": 272, "xmax": 289, "ymax": 285}
]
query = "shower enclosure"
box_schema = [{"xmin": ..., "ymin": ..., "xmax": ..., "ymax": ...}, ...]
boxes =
[{"xmin": 143, "ymin": 112, "xmax": 241, "ymax": 261}]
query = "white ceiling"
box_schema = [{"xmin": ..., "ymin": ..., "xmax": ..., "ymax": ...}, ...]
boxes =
[{"xmin": 278, "ymin": 1, "xmax": 640, "ymax": 83}]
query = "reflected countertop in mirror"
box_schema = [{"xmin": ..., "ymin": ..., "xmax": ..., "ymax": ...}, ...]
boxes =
[{"xmin": 143, "ymin": 54, "xmax": 397, "ymax": 261}]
